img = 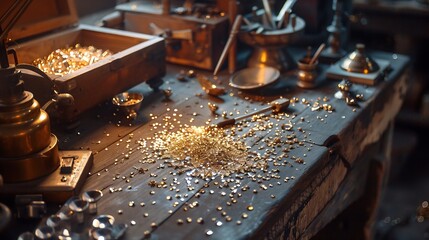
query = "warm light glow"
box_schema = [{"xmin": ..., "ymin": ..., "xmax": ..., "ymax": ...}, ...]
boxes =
[{"xmin": 260, "ymin": 51, "xmax": 268, "ymax": 63}]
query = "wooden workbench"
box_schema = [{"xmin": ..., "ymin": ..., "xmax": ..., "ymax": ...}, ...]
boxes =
[{"xmin": 4, "ymin": 50, "xmax": 409, "ymax": 239}]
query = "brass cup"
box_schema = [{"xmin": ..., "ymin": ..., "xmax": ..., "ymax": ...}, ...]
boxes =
[
  {"xmin": 297, "ymin": 58, "xmax": 318, "ymax": 89},
  {"xmin": 112, "ymin": 92, "xmax": 143, "ymax": 119}
]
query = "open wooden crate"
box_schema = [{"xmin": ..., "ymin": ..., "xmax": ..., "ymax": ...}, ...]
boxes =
[{"xmin": 3, "ymin": 0, "xmax": 166, "ymax": 118}]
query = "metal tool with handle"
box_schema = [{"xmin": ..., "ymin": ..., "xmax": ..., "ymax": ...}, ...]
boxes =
[{"xmin": 216, "ymin": 98, "xmax": 290, "ymax": 127}]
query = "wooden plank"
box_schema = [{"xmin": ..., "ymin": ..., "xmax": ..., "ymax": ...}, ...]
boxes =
[
  {"xmin": 151, "ymin": 135, "xmax": 331, "ymax": 240},
  {"xmin": 300, "ymin": 143, "xmax": 375, "ymax": 239},
  {"xmin": 69, "ymin": 81, "xmax": 335, "ymax": 238},
  {"xmin": 74, "ymin": 102, "xmax": 317, "ymax": 238},
  {"xmin": 45, "ymin": 51, "xmax": 408, "ymax": 239}
]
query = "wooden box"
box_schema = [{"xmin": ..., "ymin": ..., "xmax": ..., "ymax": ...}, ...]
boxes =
[
  {"xmin": 3, "ymin": 0, "xmax": 166, "ymax": 118},
  {"xmin": 111, "ymin": 0, "xmax": 229, "ymax": 70}
]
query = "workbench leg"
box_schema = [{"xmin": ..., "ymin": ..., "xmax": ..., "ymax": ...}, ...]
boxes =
[
  {"xmin": 312, "ymin": 123, "xmax": 393, "ymax": 240},
  {"xmin": 361, "ymin": 122, "xmax": 393, "ymax": 239},
  {"xmin": 146, "ymin": 77, "xmax": 164, "ymax": 91}
]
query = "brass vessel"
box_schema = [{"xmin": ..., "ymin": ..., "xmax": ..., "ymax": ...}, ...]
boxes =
[
  {"xmin": 340, "ymin": 44, "xmax": 379, "ymax": 74},
  {"xmin": 0, "ymin": 67, "xmax": 59, "ymax": 183}
]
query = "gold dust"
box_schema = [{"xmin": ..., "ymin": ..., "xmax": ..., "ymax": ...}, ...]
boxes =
[{"xmin": 152, "ymin": 126, "xmax": 265, "ymax": 178}]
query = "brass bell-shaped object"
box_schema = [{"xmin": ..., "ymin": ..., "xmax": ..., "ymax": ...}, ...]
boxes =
[{"xmin": 340, "ymin": 43, "xmax": 379, "ymax": 74}]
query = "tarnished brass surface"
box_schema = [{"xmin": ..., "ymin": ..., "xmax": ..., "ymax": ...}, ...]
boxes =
[
  {"xmin": 297, "ymin": 59, "xmax": 318, "ymax": 89},
  {"xmin": 340, "ymin": 44, "xmax": 379, "ymax": 74},
  {"xmin": 0, "ymin": 92, "xmax": 51, "ymax": 157},
  {"xmin": 238, "ymin": 16, "xmax": 305, "ymax": 72},
  {"xmin": 0, "ymin": 87, "xmax": 59, "ymax": 183},
  {"xmin": 0, "ymin": 134, "xmax": 60, "ymax": 183}
]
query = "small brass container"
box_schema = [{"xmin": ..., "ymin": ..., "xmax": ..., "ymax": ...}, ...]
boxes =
[
  {"xmin": 112, "ymin": 92, "xmax": 143, "ymax": 119},
  {"xmin": 297, "ymin": 58, "xmax": 318, "ymax": 89}
]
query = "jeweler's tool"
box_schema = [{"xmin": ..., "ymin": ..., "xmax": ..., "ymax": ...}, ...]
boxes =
[
  {"xmin": 216, "ymin": 98, "xmax": 290, "ymax": 127},
  {"xmin": 276, "ymin": 0, "xmax": 297, "ymax": 28},
  {"xmin": 290, "ymin": 13, "xmax": 297, "ymax": 31},
  {"xmin": 196, "ymin": 75, "xmax": 226, "ymax": 96},
  {"xmin": 309, "ymin": 43, "xmax": 326, "ymax": 65},
  {"xmin": 213, "ymin": 15, "xmax": 242, "ymax": 76},
  {"xmin": 262, "ymin": 0, "xmax": 276, "ymax": 29}
]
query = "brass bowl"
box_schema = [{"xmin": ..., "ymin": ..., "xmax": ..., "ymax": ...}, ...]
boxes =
[
  {"xmin": 112, "ymin": 92, "xmax": 143, "ymax": 118},
  {"xmin": 238, "ymin": 17, "xmax": 305, "ymax": 47},
  {"xmin": 238, "ymin": 16, "xmax": 305, "ymax": 72}
]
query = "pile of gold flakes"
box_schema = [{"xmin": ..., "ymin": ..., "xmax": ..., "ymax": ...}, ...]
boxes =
[
  {"xmin": 33, "ymin": 44, "xmax": 113, "ymax": 76},
  {"xmin": 153, "ymin": 126, "xmax": 265, "ymax": 178}
]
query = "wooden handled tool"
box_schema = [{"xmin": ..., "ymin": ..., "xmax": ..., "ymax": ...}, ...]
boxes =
[
  {"xmin": 216, "ymin": 98, "xmax": 290, "ymax": 127},
  {"xmin": 309, "ymin": 43, "xmax": 326, "ymax": 65}
]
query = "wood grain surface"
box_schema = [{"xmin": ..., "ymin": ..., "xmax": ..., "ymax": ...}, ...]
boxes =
[{"xmin": 49, "ymin": 50, "xmax": 409, "ymax": 239}]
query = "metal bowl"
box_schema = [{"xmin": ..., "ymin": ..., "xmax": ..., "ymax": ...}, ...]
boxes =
[
  {"xmin": 112, "ymin": 92, "xmax": 143, "ymax": 117},
  {"xmin": 230, "ymin": 67, "xmax": 280, "ymax": 90}
]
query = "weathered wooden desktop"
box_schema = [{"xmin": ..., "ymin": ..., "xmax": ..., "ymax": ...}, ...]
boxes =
[{"xmin": 42, "ymin": 50, "xmax": 409, "ymax": 240}]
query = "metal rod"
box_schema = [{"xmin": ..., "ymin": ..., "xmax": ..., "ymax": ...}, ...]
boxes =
[
  {"xmin": 213, "ymin": 15, "xmax": 242, "ymax": 76},
  {"xmin": 290, "ymin": 13, "xmax": 297, "ymax": 31},
  {"xmin": 309, "ymin": 43, "xmax": 326, "ymax": 65},
  {"xmin": 0, "ymin": 0, "xmax": 21, "ymax": 25},
  {"xmin": 0, "ymin": 0, "xmax": 32, "ymax": 41},
  {"xmin": 0, "ymin": 0, "xmax": 33, "ymax": 69},
  {"xmin": 276, "ymin": 0, "xmax": 297, "ymax": 24},
  {"xmin": 216, "ymin": 98, "xmax": 290, "ymax": 127},
  {"xmin": 228, "ymin": 0, "xmax": 238, "ymax": 74},
  {"xmin": 262, "ymin": 0, "xmax": 276, "ymax": 29}
]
